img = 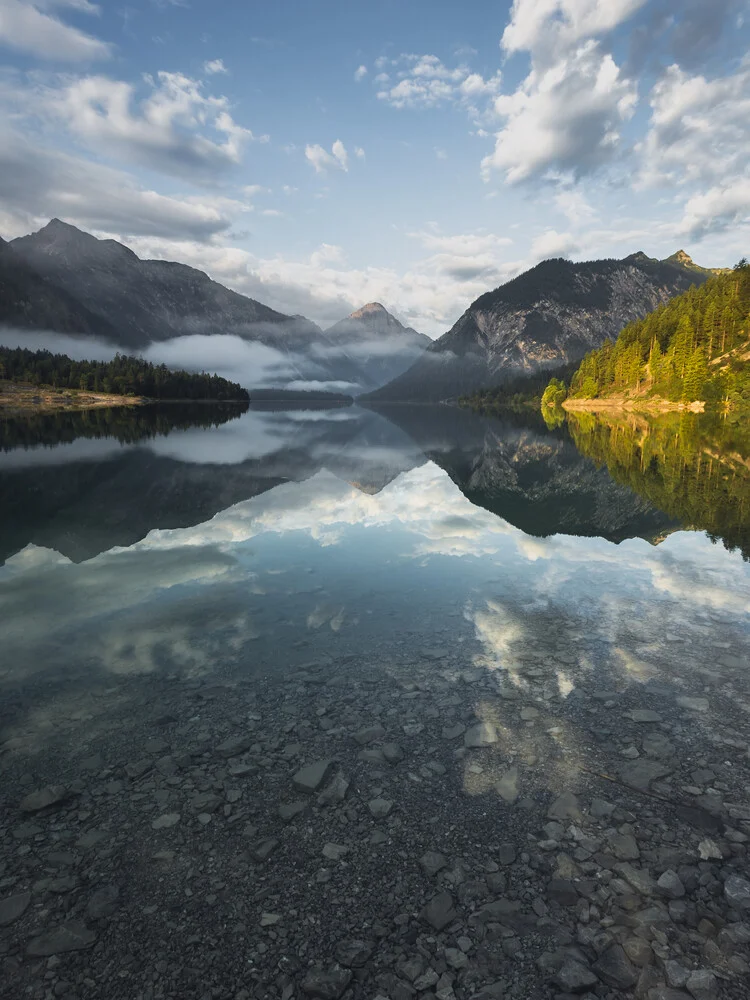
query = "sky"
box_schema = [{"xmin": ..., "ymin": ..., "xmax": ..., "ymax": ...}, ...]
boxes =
[{"xmin": 1, "ymin": 0, "xmax": 750, "ymax": 338}]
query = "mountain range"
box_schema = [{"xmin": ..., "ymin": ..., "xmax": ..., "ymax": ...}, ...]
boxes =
[
  {"xmin": 0, "ymin": 219, "xmax": 721, "ymax": 400},
  {"xmin": 364, "ymin": 251, "xmax": 717, "ymax": 402},
  {"xmin": 1, "ymin": 221, "xmax": 428, "ymax": 392}
]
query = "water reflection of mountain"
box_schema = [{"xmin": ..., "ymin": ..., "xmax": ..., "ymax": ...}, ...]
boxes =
[
  {"xmin": 371, "ymin": 405, "xmax": 680, "ymax": 543},
  {"xmin": 0, "ymin": 406, "xmax": 425, "ymax": 563},
  {"xmin": 566, "ymin": 410, "xmax": 750, "ymax": 560},
  {"xmin": 1, "ymin": 403, "xmax": 691, "ymax": 565}
]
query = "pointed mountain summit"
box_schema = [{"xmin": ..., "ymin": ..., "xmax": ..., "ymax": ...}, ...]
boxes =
[
  {"xmin": 323, "ymin": 302, "xmax": 431, "ymax": 388},
  {"xmin": 364, "ymin": 250, "xmax": 715, "ymax": 402}
]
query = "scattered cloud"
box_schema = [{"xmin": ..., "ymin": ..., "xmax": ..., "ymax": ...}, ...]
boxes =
[
  {"xmin": 375, "ymin": 54, "xmax": 502, "ymax": 110},
  {"xmin": 0, "ymin": 0, "xmax": 111, "ymax": 61},
  {"xmin": 305, "ymin": 139, "xmax": 351, "ymax": 174},
  {"xmin": 530, "ymin": 228, "xmax": 579, "ymax": 259},
  {"xmin": 203, "ymin": 58, "xmax": 228, "ymax": 75},
  {"xmin": 54, "ymin": 70, "xmax": 265, "ymax": 182},
  {"xmin": 354, "ymin": 146, "xmax": 365, "ymax": 159},
  {"xmin": 354, "ymin": 64, "xmax": 367, "ymax": 82}
]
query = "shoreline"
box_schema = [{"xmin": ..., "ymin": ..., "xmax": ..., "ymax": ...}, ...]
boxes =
[
  {"xmin": 0, "ymin": 381, "xmax": 146, "ymax": 415},
  {"xmin": 561, "ymin": 396, "xmax": 705, "ymax": 414}
]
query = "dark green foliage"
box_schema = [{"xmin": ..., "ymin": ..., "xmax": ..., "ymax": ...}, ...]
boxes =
[
  {"xmin": 460, "ymin": 362, "xmax": 578, "ymax": 413},
  {"xmin": 556, "ymin": 264, "xmax": 750, "ymax": 406},
  {"xmin": 0, "ymin": 346, "xmax": 249, "ymax": 401},
  {"xmin": 567, "ymin": 410, "xmax": 750, "ymax": 560}
]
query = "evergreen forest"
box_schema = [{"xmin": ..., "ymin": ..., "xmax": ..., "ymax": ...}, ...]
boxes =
[
  {"xmin": 546, "ymin": 260, "xmax": 750, "ymax": 408},
  {"xmin": 0, "ymin": 347, "xmax": 249, "ymax": 401}
]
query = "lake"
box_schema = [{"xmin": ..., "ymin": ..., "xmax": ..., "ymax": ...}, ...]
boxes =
[{"xmin": 1, "ymin": 402, "xmax": 749, "ymax": 1000}]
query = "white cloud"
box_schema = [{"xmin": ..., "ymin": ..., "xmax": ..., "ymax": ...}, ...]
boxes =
[
  {"xmin": 501, "ymin": 0, "xmax": 648, "ymax": 60},
  {"xmin": 0, "ymin": 125, "xmax": 244, "ymax": 241},
  {"xmin": 638, "ymin": 62, "xmax": 750, "ymax": 189},
  {"xmin": 0, "ymin": 0, "xmax": 111, "ymax": 61},
  {"xmin": 678, "ymin": 182, "xmax": 750, "ymax": 240},
  {"xmin": 376, "ymin": 54, "xmax": 502, "ymax": 110},
  {"xmin": 354, "ymin": 146, "xmax": 365, "ymax": 159},
  {"xmin": 56, "ymin": 71, "xmax": 263, "ymax": 181},
  {"xmin": 530, "ymin": 228, "xmax": 579, "ymax": 258},
  {"xmin": 305, "ymin": 139, "xmax": 351, "ymax": 174},
  {"xmin": 354, "ymin": 64, "xmax": 367, "ymax": 82},
  {"xmin": 203, "ymin": 58, "xmax": 228, "ymax": 75},
  {"xmin": 482, "ymin": 41, "xmax": 637, "ymax": 183}
]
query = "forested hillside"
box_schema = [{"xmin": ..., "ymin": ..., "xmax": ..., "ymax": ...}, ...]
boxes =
[
  {"xmin": 552, "ymin": 260, "xmax": 750, "ymax": 408},
  {"xmin": 0, "ymin": 347, "xmax": 249, "ymax": 401}
]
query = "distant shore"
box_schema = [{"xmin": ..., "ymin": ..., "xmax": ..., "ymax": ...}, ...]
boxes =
[
  {"xmin": 561, "ymin": 396, "xmax": 705, "ymax": 414},
  {"xmin": 0, "ymin": 380, "xmax": 146, "ymax": 415}
]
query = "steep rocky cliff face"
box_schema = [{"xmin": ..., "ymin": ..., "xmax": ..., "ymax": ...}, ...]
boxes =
[
  {"xmin": 323, "ymin": 303, "xmax": 431, "ymax": 388},
  {"xmin": 365, "ymin": 252, "xmax": 712, "ymax": 402}
]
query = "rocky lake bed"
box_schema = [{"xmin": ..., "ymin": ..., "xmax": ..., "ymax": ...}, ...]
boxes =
[{"xmin": 1, "ymin": 634, "xmax": 749, "ymax": 1000}]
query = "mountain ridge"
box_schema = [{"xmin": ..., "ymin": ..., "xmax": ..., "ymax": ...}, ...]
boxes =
[{"xmin": 363, "ymin": 250, "xmax": 715, "ymax": 402}]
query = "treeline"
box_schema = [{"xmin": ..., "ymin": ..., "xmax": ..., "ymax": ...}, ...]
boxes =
[
  {"xmin": 553, "ymin": 260, "xmax": 750, "ymax": 407},
  {"xmin": 460, "ymin": 363, "xmax": 578, "ymax": 413},
  {"xmin": 0, "ymin": 346, "xmax": 249, "ymax": 401}
]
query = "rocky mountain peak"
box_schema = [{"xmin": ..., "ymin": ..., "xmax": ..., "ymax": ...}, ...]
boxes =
[
  {"xmin": 349, "ymin": 302, "xmax": 390, "ymax": 320},
  {"xmin": 19, "ymin": 219, "xmax": 139, "ymax": 264},
  {"xmin": 669, "ymin": 249, "xmax": 694, "ymax": 266}
]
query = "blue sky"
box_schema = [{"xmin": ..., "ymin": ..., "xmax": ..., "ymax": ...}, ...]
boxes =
[{"xmin": 1, "ymin": 0, "xmax": 750, "ymax": 335}]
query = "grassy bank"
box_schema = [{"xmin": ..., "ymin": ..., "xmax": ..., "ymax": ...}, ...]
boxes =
[{"xmin": 0, "ymin": 380, "xmax": 145, "ymax": 415}]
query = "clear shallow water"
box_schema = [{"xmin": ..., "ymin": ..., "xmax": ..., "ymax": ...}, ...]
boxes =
[
  {"xmin": 1, "ymin": 403, "xmax": 749, "ymax": 706},
  {"xmin": 1, "ymin": 403, "xmax": 750, "ymax": 1000}
]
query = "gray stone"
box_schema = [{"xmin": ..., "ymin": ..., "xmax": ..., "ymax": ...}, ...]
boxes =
[
  {"xmin": 27, "ymin": 921, "xmax": 96, "ymax": 957},
  {"xmin": 279, "ymin": 800, "xmax": 307, "ymax": 822},
  {"xmin": 354, "ymin": 725, "xmax": 385, "ymax": 746},
  {"xmin": 152, "ymin": 813, "xmax": 180, "ymax": 829},
  {"xmin": 253, "ymin": 838, "xmax": 279, "ymax": 861},
  {"xmin": 547, "ymin": 878, "xmax": 578, "ymax": 907},
  {"xmin": 322, "ymin": 843, "xmax": 349, "ymax": 860},
  {"xmin": 685, "ymin": 969, "xmax": 718, "ymax": 1000},
  {"xmin": 0, "ymin": 892, "xmax": 31, "ymax": 927},
  {"xmin": 413, "ymin": 968, "xmax": 439, "ymax": 991},
  {"xmin": 19, "ymin": 785, "xmax": 70, "ymax": 814},
  {"xmin": 677, "ymin": 696, "xmax": 709, "ymax": 713},
  {"xmin": 86, "ymin": 885, "xmax": 120, "ymax": 920},
  {"xmin": 619, "ymin": 760, "xmax": 672, "ymax": 791},
  {"xmin": 657, "ymin": 870, "xmax": 685, "ymax": 899},
  {"xmin": 301, "ymin": 965, "xmax": 353, "ymax": 999},
  {"xmin": 382, "ymin": 742, "xmax": 405, "ymax": 764},
  {"xmin": 593, "ymin": 944, "xmax": 638, "ymax": 989},
  {"xmin": 495, "ymin": 766, "xmax": 519, "ymax": 804},
  {"xmin": 368, "ymin": 798, "xmax": 393, "ymax": 818},
  {"xmin": 125, "ymin": 759, "xmax": 152, "ymax": 779},
  {"xmin": 442, "ymin": 724, "xmax": 465, "ymax": 740},
  {"xmin": 648, "ymin": 991, "xmax": 692, "ymax": 1000},
  {"xmin": 625, "ymin": 709, "xmax": 662, "ymax": 722},
  {"xmin": 609, "ymin": 832, "xmax": 640, "ymax": 860},
  {"xmin": 421, "ymin": 891, "xmax": 456, "ymax": 931},
  {"xmin": 190, "ymin": 792, "xmax": 222, "ymax": 813},
  {"xmin": 334, "ymin": 939, "xmax": 374, "ymax": 968},
  {"xmin": 552, "ymin": 959, "xmax": 599, "ymax": 992},
  {"xmin": 318, "ymin": 772, "xmax": 350, "ymax": 807},
  {"xmin": 420, "ymin": 851, "xmax": 448, "ymax": 876},
  {"xmin": 215, "ymin": 734, "xmax": 254, "ymax": 758},
  {"xmin": 724, "ymin": 873, "xmax": 750, "ymax": 910},
  {"xmin": 464, "ymin": 722, "xmax": 498, "ymax": 748},
  {"xmin": 547, "ymin": 791, "xmax": 583, "ymax": 822},
  {"xmin": 436, "ymin": 972, "xmax": 456, "ymax": 1000},
  {"xmin": 615, "ymin": 862, "xmax": 656, "ymax": 896},
  {"xmin": 664, "ymin": 960, "xmax": 689, "ymax": 988},
  {"xmin": 444, "ymin": 947, "xmax": 468, "ymax": 970},
  {"xmin": 497, "ymin": 843, "xmax": 516, "ymax": 865},
  {"xmin": 293, "ymin": 759, "xmax": 334, "ymax": 794}
]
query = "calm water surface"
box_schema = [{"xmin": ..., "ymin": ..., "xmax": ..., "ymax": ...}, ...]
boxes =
[{"xmin": 1, "ymin": 402, "xmax": 749, "ymax": 999}]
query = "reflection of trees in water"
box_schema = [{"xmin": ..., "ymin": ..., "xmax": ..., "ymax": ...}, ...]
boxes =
[
  {"xmin": 0, "ymin": 402, "xmax": 249, "ymax": 451},
  {"xmin": 567, "ymin": 410, "xmax": 750, "ymax": 560}
]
